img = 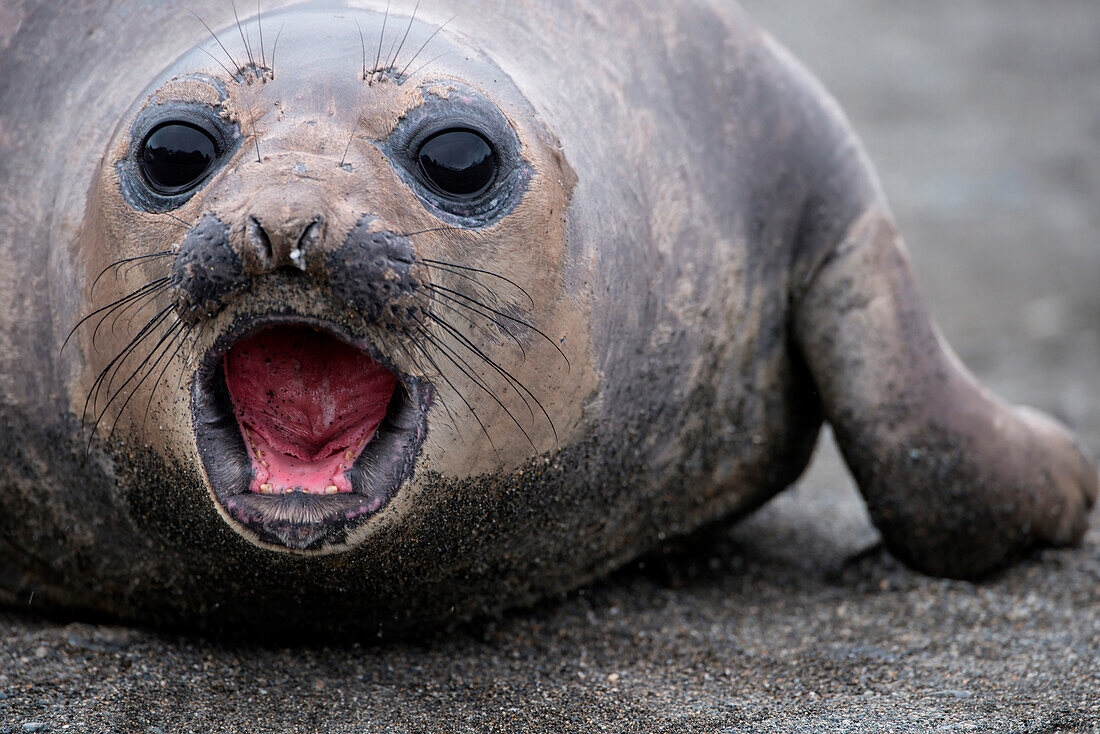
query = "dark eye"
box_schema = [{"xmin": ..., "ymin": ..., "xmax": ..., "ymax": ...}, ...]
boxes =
[
  {"xmin": 416, "ymin": 129, "xmax": 497, "ymax": 199},
  {"xmin": 140, "ymin": 122, "xmax": 218, "ymax": 195}
]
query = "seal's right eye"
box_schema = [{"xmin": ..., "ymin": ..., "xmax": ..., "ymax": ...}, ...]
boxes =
[
  {"xmin": 416, "ymin": 129, "xmax": 497, "ymax": 199},
  {"xmin": 140, "ymin": 122, "xmax": 218, "ymax": 195}
]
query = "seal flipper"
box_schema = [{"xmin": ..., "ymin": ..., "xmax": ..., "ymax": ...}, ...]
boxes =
[{"xmin": 792, "ymin": 207, "xmax": 1098, "ymax": 578}]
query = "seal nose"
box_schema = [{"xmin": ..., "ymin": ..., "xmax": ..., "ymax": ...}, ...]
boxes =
[{"xmin": 247, "ymin": 212, "xmax": 324, "ymax": 272}]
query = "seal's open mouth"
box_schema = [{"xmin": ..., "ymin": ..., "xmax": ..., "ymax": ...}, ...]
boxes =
[
  {"xmin": 223, "ymin": 328, "xmax": 397, "ymax": 497},
  {"xmin": 193, "ymin": 320, "xmax": 429, "ymax": 551}
]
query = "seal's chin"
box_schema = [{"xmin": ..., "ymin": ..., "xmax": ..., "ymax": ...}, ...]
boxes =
[{"xmin": 193, "ymin": 319, "xmax": 429, "ymax": 552}]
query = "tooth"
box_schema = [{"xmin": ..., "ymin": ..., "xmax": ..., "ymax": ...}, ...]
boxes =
[
  {"xmin": 344, "ymin": 450, "xmax": 356, "ymax": 461},
  {"xmin": 325, "ymin": 485, "xmax": 339, "ymax": 494},
  {"xmin": 260, "ymin": 483, "xmax": 273, "ymax": 494}
]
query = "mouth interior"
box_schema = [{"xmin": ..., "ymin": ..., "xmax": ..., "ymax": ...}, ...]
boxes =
[{"xmin": 223, "ymin": 325, "xmax": 398, "ymax": 496}]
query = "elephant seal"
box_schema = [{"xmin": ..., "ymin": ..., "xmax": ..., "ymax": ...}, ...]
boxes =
[{"xmin": 0, "ymin": 0, "xmax": 1095, "ymax": 634}]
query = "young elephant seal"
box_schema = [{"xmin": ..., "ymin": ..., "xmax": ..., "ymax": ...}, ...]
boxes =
[{"xmin": 0, "ymin": 0, "xmax": 1095, "ymax": 633}]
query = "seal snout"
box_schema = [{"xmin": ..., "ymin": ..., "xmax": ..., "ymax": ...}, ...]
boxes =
[{"xmin": 168, "ymin": 198, "xmax": 432, "ymax": 550}]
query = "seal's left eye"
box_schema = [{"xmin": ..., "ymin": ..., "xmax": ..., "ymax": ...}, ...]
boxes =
[{"xmin": 140, "ymin": 122, "xmax": 218, "ymax": 195}]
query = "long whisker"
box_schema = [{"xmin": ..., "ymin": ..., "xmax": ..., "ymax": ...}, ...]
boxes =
[
  {"xmin": 61, "ymin": 277, "xmax": 169, "ymax": 356},
  {"xmin": 403, "ymin": 50, "xmax": 450, "ymax": 81},
  {"xmin": 99, "ymin": 319, "xmax": 187, "ymax": 448},
  {"xmin": 428, "ymin": 312, "xmax": 559, "ymax": 446},
  {"xmin": 230, "ymin": 0, "xmax": 256, "ymax": 70},
  {"xmin": 83, "ymin": 304, "xmax": 174, "ymax": 430},
  {"xmin": 247, "ymin": 102, "xmax": 262, "ymax": 163},
  {"xmin": 396, "ymin": 227, "xmax": 537, "ymax": 308},
  {"xmin": 270, "ymin": 24, "xmax": 284, "ymax": 78},
  {"xmin": 176, "ymin": 319, "xmax": 214, "ymax": 393},
  {"xmin": 386, "ymin": 0, "xmax": 421, "ymax": 70},
  {"xmin": 339, "ymin": 113, "xmax": 362, "ymax": 169},
  {"xmin": 142, "ymin": 322, "xmax": 192, "ymax": 430},
  {"xmin": 91, "ymin": 280, "xmax": 170, "ymax": 350},
  {"xmin": 427, "ymin": 311, "xmax": 534, "ymax": 424},
  {"xmin": 198, "ymin": 46, "xmax": 239, "ymax": 81},
  {"xmin": 370, "ymin": 0, "xmax": 391, "ymax": 85},
  {"xmin": 418, "ymin": 257, "xmax": 535, "ymax": 309},
  {"xmin": 399, "ymin": 15, "xmax": 456, "ymax": 78},
  {"xmin": 189, "ymin": 11, "xmax": 241, "ymax": 75},
  {"xmin": 97, "ymin": 301, "xmax": 176, "ymax": 408},
  {"xmin": 393, "ymin": 338, "xmax": 462, "ymax": 435},
  {"xmin": 101, "ymin": 319, "xmax": 187, "ymax": 446},
  {"xmin": 415, "ymin": 289, "xmax": 527, "ymax": 360},
  {"xmin": 109, "ymin": 280, "xmax": 173, "ymax": 340},
  {"xmin": 91, "ymin": 251, "xmax": 173, "ymax": 292},
  {"xmin": 257, "ymin": 0, "xmax": 266, "ymax": 69},
  {"xmin": 159, "ymin": 211, "xmax": 191, "ymax": 229},
  {"xmin": 355, "ymin": 18, "xmax": 367, "ymax": 80},
  {"xmin": 414, "ymin": 323, "xmax": 538, "ymax": 451},
  {"xmin": 404, "ymin": 327, "xmax": 499, "ymax": 457},
  {"xmin": 427, "ymin": 283, "xmax": 570, "ymax": 368}
]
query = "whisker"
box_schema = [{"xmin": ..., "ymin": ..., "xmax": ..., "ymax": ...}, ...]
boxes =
[
  {"xmin": 83, "ymin": 304, "xmax": 174, "ymax": 430},
  {"xmin": 230, "ymin": 0, "xmax": 256, "ymax": 70},
  {"xmin": 416, "ymin": 289, "xmax": 527, "ymax": 360},
  {"xmin": 415, "ymin": 323, "xmax": 538, "ymax": 452},
  {"xmin": 97, "ymin": 319, "xmax": 187, "ymax": 447},
  {"xmin": 61, "ymin": 277, "xmax": 169, "ymax": 356},
  {"xmin": 142, "ymin": 322, "xmax": 192, "ymax": 430},
  {"xmin": 370, "ymin": 0, "xmax": 391, "ymax": 85},
  {"xmin": 198, "ymin": 46, "xmax": 238, "ymax": 80},
  {"xmin": 403, "ymin": 50, "xmax": 450, "ymax": 81},
  {"xmin": 189, "ymin": 10, "xmax": 241, "ymax": 76},
  {"xmin": 399, "ymin": 15, "xmax": 456, "ymax": 78},
  {"xmin": 355, "ymin": 18, "xmax": 367, "ymax": 80},
  {"xmin": 386, "ymin": 0, "xmax": 421, "ymax": 70},
  {"xmin": 176, "ymin": 319, "xmax": 214, "ymax": 394},
  {"xmin": 427, "ymin": 283, "xmax": 570, "ymax": 368},
  {"xmin": 109, "ymin": 280, "xmax": 172, "ymax": 340},
  {"xmin": 428, "ymin": 312, "xmax": 558, "ymax": 446},
  {"xmin": 247, "ymin": 103, "xmax": 262, "ymax": 163},
  {"xmin": 339, "ymin": 113, "xmax": 362, "ymax": 170},
  {"xmin": 100, "ymin": 299, "xmax": 175, "ymax": 405},
  {"xmin": 270, "ymin": 24, "xmax": 285, "ymax": 78},
  {"xmin": 418, "ymin": 257, "xmax": 535, "ymax": 309},
  {"xmin": 393, "ymin": 338, "xmax": 462, "ymax": 435},
  {"xmin": 91, "ymin": 280, "xmax": 170, "ymax": 349},
  {"xmin": 91, "ymin": 251, "xmax": 173, "ymax": 292},
  {"xmin": 257, "ymin": 0, "xmax": 266, "ymax": 69},
  {"xmin": 428, "ymin": 311, "xmax": 534, "ymax": 424},
  {"xmin": 405, "ymin": 327, "xmax": 500, "ymax": 457},
  {"xmin": 160, "ymin": 211, "xmax": 191, "ymax": 228}
]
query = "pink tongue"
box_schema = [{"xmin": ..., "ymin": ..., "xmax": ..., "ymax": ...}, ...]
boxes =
[{"xmin": 223, "ymin": 326, "xmax": 397, "ymax": 495}]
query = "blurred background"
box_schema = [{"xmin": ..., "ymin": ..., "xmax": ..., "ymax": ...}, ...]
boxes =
[
  {"xmin": 744, "ymin": 0, "xmax": 1100, "ymax": 447},
  {"xmin": 3, "ymin": 2, "xmax": 1099, "ymax": 731}
]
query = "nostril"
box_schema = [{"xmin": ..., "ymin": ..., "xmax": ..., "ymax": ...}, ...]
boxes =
[
  {"xmin": 247, "ymin": 216, "xmax": 274, "ymax": 261},
  {"xmin": 291, "ymin": 217, "xmax": 324, "ymax": 271},
  {"xmin": 244, "ymin": 212, "xmax": 325, "ymax": 273}
]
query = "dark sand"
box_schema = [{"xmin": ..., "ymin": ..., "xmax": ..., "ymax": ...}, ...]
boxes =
[{"xmin": 3, "ymin": 0, "xmax": 1099, "ymax": 731}]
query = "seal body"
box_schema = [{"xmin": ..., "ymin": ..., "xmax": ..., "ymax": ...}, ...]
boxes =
[{"xmin": 0, "ymin": 0, "xmax": 1094, "ymax": 633}]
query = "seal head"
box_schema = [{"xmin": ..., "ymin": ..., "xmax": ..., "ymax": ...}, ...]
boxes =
[{"xmin": 77, "ymin": 5, "xmax": 587, "ymax": 553}]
